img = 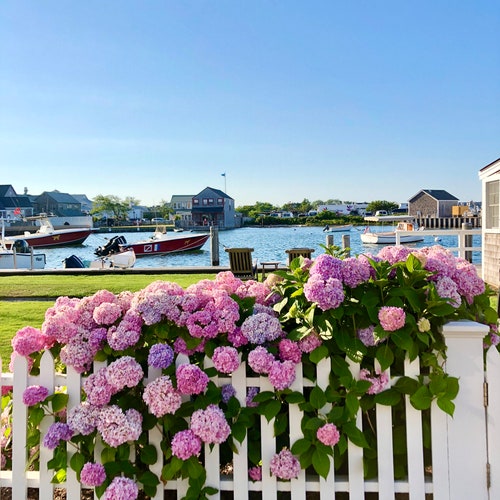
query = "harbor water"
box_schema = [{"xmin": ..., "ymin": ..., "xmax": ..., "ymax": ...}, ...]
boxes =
[{"xmin": 41, "ymin": 226, "xmax": 482, "ymax": 270}]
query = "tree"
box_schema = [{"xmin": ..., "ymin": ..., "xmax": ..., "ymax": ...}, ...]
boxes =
[
  {"xmin": 91, "ymin": 195, "xmax": 130, "ymax": 221},
  {"xmin": 366, "ymin": 200, "xmax": 399, "ymax": 214}
]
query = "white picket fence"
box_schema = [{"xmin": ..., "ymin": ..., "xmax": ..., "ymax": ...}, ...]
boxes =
[{"xmin": 0, "ymin": 320, "xmax": 497, "ymax": 499}]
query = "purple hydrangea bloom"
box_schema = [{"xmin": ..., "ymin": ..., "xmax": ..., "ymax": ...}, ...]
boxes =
[
  {"xmin": 171, "ymin": 429, "xmax": 202, "ymax": 460},
  {"xmin": 22, "ymin": 385, "xmax": 49, "ymax": 406},
  {"xmin": 240, "ymin": 313, "xmax": 284, "ymax": 344},
  {"xmin": 43, "ymin": 422, "xmax": 73, "ymax": 450},
  {"xmin": 304, "ymin": 275, "xmax": 344, "ymax": 311},
  {"xmin": 80, "ymin": 462, "xmax": 106, "ymax": 487},
  {"xmin": 270, "ymin": 449, "xmax": 301, "ymax": 480},
  {"xmin": 176, "ymin": 364, "xmax": 209, "ymax": 395},
  {"xmin": 212, "ymin": 346, "xmax": 240, "ymax": 374},
  {"xmin": 190, "ymin": 404, "xmax": 231, "ymax": 444},
  {"xmin": 103, "ymin": 476, "xmax": 138, "ymax": 500},
  {"xmin": 148, "ymin": 343, "xmax": 174, "ymax": 369}
]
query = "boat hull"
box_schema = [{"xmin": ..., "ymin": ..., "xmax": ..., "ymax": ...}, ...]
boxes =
[
  {"xmin": 123, "ymin": 233, "xmax": 210, "ymax": 256},
  {"xmin": 360, "ymin": 232, "xmax": 424, "ymax": 244},
  {"xmin": 325, "ymin": 224, "xmax": 353, "ymax": 232},
  {"xmin": 5, "ymin": 228, "xmax": 92, "ymax": 248},
  {"xmin": 0, "ymin": 252, "xmax": 46, "ymax": 269}
]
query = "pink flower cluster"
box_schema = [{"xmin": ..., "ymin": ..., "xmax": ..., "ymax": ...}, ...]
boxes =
[
  {"xmin": 378, "ymin": 306, "xmax": 406, "ymax": 331},
  {"xmin": 171, "ymin": 429, "xmax": 202, "ymax": 460},
  {"xmin": 190, "ymin": 404, "xmax": 230, "ymax": 444},
  {"xmin": 22, "ymin": 385, "xmax": 49, "ymax": 406},
  {"xmin": 240, "ymin": 313, "xmax": 284, "ymax": 344},
  {"xmin": 80, "ymin": 462, "xmax": 106, "ymax": 487},
  {"xmin": 212, "ymin": 346, "xmax": 240, "ymax": 373},
  {"xmin": 359, "ymin": 368, "xmax": 390, "ymax": 395},
  {"xmin": 316, "ymin": 423, "xmax": 340, "ymax": 446},
  {"xmin": 103, "ymin": 476, "xmax": 138, "ymax": 500},
  {"xmin": 270, "ymin": 449, "xmax": 301, "ymax": 480},
  {"xmin": 304, "ymin": 275, "xmax": 344, "ymax": 311},
  {"xmin": 96, "ymin": 406, "xmax": 142, "ymax": 447},
  {"xmin": 143, "ymin": 376, "xmax": 182, "ymax": 417},
  {"xmin": 176, "ymin": 364, "xmax": 209, "ymax": 395}
]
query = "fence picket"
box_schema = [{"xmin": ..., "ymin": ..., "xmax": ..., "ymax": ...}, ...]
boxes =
[
  {"xmin": 260, "ymin": 376, "xmax": 277, "ymax": 500},
  {"xmin": 290, "ymin": 363, "xmax": 306, "ymax": 499},
  {"xmin": 375, "ymin": 363, "xmax": 394, "ymax": 500},
  {"xmin": 404, "ymin": 357, "xmax": 426, "ymax": 499}
]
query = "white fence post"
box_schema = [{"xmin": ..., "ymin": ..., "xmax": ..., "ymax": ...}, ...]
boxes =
[{"xmin": 442, "ymin": 320, "xmax": 489, "ymax": 499}]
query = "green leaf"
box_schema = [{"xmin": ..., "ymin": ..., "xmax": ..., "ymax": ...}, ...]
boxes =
[
  {"xmin": 342, "ymin": 422, "xmax": 369, "ymax": 448},
  {"xmin": 437, "ymin": 397, "xmax": 455, "ymax": 416},
  {"xmin": 376, "ymin": 344, "xmax": 394, "ymax": 371},
  {"xmin": 291, "ymin": 438, "xmax": 312, "ymax": 455},
  {"xmin": 50, "ymin": 393, "xmax": 69, "ymax": 413},
  {"xmin": 374, "ymin": 388, "xmax": 401, "ymax": 406},
  {"xmin": 140, "ymin": 444, "xmax": 158, "ymax": 465},
  {"xmin": 310, "ymin": 386, "xmax": 327, "ymax": 410},
  {"xmin": 261, "ymin": 399, "xmax": 281, "ymax": 422},
  {"xmin": 345, "ymin": 391, "xmax": 359, "ymax": 416},
  {"xmin": 231, "ymin": 421, "xmax": 247, "ymax": 444},
  {"xmin": 394, "ymin": 376, "xmax": 419, "ymax": 395},
  {"xmin": 252, "ymin": 391, "xmax": 275, "ymax": 403},
  {"xmin": 139, "ymin": 470, "xmax": 160, "ymax": 488},
  {"xmin": 391, "ymin": 330, "xmax": 414, "ymax": 351},
  {"xmin": 410, "ymin": 386, "xmax": 432, "ymax": 410},
  {"xmin": 309, "ymin": 344, "xmax": 329, "ymax": 363},
  {"xmin": 285, "ymin": 391, "xmax": 306, "ymax": 404},
  {"xmin": 69, "ymin": 452, "xmax": 85, "ymax": 475},
  {"xmin": 162, "ymin": 457, "xmax": 184, "ymax": 481},
  {"xmin": 312, "ymin": 447, "xmax": 331, "ymax": 478}
]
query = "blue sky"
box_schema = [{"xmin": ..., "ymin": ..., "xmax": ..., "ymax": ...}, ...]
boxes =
[{"xmin": 1, "ymin": 1, "xmax": 498, "ymax": 208}]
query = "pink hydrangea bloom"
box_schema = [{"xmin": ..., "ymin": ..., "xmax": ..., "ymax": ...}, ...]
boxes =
[
  {"xmin": 67, "ymin": 402, "xmax": 101, "ymax": 435},
  {"xmin": 316, "ymin": 423, "xmax": 340, "ymax": 446},
  {"xmin": 212, "ymin": 346, "xmax": 240, "ymax": 373},
  {"xmin": 378, "ymin": 306, "xmax": 405, "ymax": 331},
  {"xmin": 268, "ymin": 360, "xmax": 296, "ymax": 390},
  {"xmin": 341, "ymin": 256, "xmax": 372, "ymax": 288},
  {"xmin": 171, "ymin": 429, "xmax": 202, "ymax": 460},
  {"xmin": 298, "ymin": 331, "xmax": 322, "ymax": 353},
  {"xmin": 97, "ymin": 406, "xmax": 142, "ymax": 447},
  {"xmin": 248, "ymin": 346, "xmax": 275, "ymax": 374},
  {"xmin": 143, "ymin": 376, "xmax": 182, "ymax": 417},
  {"xmin": 60, "ymin": 339, "xmax": 95, "ymax": 374},
  {"xmin": 176, "ymin": 364, "xmax": 209, "ymax": 395},
  {"xmin": 22, "ymin": 385, "xmax": 49, "ymax": 406},
  {"xmin": 190, "ymin": 404, "xmax": 230, "ymax": 444},
  {"xmin": 249, "ymin": 466, "xmax": 262, "ymax": 481},
  {"xmin": 103, "ymin": 476, "xmax": 138, "ymax": 500},
  {"xmin": 80, "ymin": 462, "xmax": 106, "ymax": 486},
  {"xmin": 435, "ymin": 277, "xmax": 462, "ymax": 308},
  {"xmin": 93, "ymin": 302, "xmax": 122, "ymax": 325},
  {"xmin": 304, "ymin": 275, "xmax": 344, "ymax": 311},
  {"xmin": 359, "ymin": 368, "xmax": 390, "ymax": 395},
  {"xmin": 278, "ymin": 339, "xmax": 302, "ymax": 363},
  {"xmin": 309, "ymin": 254, "xmax": 343, "ymax": 280},
  {"xmin": 11, "ymin": 326, "xmax": 48, "ymax": 356},
  {"xmin": 107, "ymin": 310, "xmax": 142, "ymax": 351},
  {"xmin": 83, "ymin": 368, "xmax": 114, "ymax": 407},
  {"xmin": 270, "ymin": 449, "xmax": 301, "ymax": 480},
  {"xmin": 377, "ymin": 246, "xmax": 413, "ymax": 265},
  {"xmin": 105, "ymin": 356, "xmax": 144, "ymax": 392}
]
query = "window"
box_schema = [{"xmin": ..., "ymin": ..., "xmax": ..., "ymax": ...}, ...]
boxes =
[
  {"xmin": 486, "ymin": 180, "xmax": 499, "ymax": 229},
  {"xmin": 202, "ymin": 198, "xmax": 208, "ymax": 206},
  {"xmin": 193, "ymin": 199, "xmax": 199, "ymax": 205},
  {"xmin": 217, "ymin": 198, "xmax": 224, "ymax": 205},
  {"xmin": 208, "ymin": 198, "xmax": 214, "ymax": 205}
]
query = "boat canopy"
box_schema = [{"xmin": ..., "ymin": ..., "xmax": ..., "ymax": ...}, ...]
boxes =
[{"xmin": 364, "ymin": 215, "xmax": 416, "ymax": 223}]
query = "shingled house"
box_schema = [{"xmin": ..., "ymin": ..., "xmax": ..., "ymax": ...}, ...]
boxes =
[
  {"xmin": 408, "ymin": 189, "xmax": 459, "ymax": 218},
  {"xmin": 191, "ymin": 187, "xmax": 236, "ymax": 229},
  {"xmin": 479, "ymin": 158, "xmax": 500, "ymax": 288}
]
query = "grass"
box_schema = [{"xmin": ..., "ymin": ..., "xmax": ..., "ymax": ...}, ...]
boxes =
[{"xmin": 0, "ymin": 273, "xmax": 216, "ymax": 367}]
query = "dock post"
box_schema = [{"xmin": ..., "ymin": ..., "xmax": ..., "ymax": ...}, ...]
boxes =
[
  {"xmin": 326, "ymin": 234, "xmax": 334, "ymax": 248},
  {"xmin": 342, "ymin": 234, "xmax": 351, "ymax": 257},
  {"xmin": 462, "ymin": 222, "xmax": 473, "ymax": 263},
  {"xmin": 210, "ymin": 226, "xmax": 220, "ymax": 266}
]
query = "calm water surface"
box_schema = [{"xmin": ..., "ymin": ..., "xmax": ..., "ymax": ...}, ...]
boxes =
[{"xmin": 42, "ymin": 226, "xmax": 482, "ymax": 269}]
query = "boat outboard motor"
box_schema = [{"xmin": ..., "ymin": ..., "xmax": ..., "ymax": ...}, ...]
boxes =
[
  {"xmin": 63, "ymin": 255, "xmax": 86, "ymax": 268},
  {"xmin": 12, "ymin": 239, "xmax": 30, "ymax": 254},
  {"xmin": 95, "ymin": 235, "xmax": 127, "ymax": 257}
]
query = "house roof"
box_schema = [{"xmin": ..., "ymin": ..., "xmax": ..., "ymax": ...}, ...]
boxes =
[
  {"xmin": 409, "ymin": 189, "xmax": 459, "ymax": 202},
  {"xmin": 38, "ymin": 191, "xmax": 80, "ymax": 203},
  {"xmin": 0, "ymin": 185, "xmax": 17, "ymax": 197},
  {"xmin": 479, "ymin": 157, "xmax": 500, "ymax": 173},
  {"xmin": 479, "ymin": 158, "xmax": 500, "ymax": 180},
  {"xmin": 195, "ymin": 186, "xmax": 233, "ymax": 200},
  {"xmin": 0, "ymin": 195, "xmax": 33, "ymax": 209}
]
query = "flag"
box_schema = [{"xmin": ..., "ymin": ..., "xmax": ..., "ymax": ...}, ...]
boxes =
[
  {"xmin": 13, "ymin": 207, "xmax": 21, "ymax": 216},
  {"xmin": 221, "ymin": 173, "xmax": 226, "ymax": 177}
]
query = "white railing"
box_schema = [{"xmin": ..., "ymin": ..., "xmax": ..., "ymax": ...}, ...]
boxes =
[
  {"xmin": 395, "ymin": 228, "xmax": 482, "ymax": 260},
  {"xmin": 0, "ymin": 321, "xmax": 497, "ymax": 499}
]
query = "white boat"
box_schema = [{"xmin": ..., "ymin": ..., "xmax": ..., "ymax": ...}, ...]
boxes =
[
  {"xmin": 323, "ymin": 224, "xmax": 353, "ymax": 232},
  {"xmin": 63, "ymin": 235, "xmax": 136, "ymax": 269},
  {"xmin": 360, "ymin": 216, "xmax": 425, "ymax": 245},
  {"xmin": 0, "ymin": 240, "xmax": 46, "ymax": 269}
]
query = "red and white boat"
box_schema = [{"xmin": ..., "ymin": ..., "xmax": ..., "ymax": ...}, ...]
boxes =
[
  {"xmin": 120, "ymin": 227, "xmax": 210, "ymax": 257},
  {"xmin": 4, "ymin": 216, "xmax": 92, "ymax": 248}
]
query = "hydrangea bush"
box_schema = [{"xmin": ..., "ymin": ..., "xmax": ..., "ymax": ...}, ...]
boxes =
[{"xmin": 1, "ymin": 245, "xmax": 498, "ymax": 499}]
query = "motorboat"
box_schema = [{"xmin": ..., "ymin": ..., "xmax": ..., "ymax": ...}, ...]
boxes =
[
  {"xmin": 323, "ymin": 224, "xmax": 353, "ymax": 232},
  {"xmin": 0, "ymin": 237, "xmax": 46, "ymax": 270},
  {"xmin": 360, "ymin": 216, "xmax": 425, "ymax": 245},
  {"xmin": 119, "ymin": 226, "xmax": 210, "ymax": 257},
  {"xmin": 3, "ymin": 214, "xmax": 92, "ymax": 248},
  {"xmin": 92, "ymin": 235, "xmax": 136, "ymax": 268},
  {"xmin": 63, "ymin": 250, "xmax": 136, "ymax": 270}
]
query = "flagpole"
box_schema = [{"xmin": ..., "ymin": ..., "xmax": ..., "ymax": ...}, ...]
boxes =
[{"xmin": 221, "ymin": 172, "xmax": 226, "ymax": 192}]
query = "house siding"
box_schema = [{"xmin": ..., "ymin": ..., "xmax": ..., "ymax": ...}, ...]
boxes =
[{"xmin": 483, "ymin": 233, "xmax": 500, "ymax": 288}]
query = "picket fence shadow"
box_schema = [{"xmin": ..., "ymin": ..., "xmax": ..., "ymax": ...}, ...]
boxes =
[{"xmin": 0, "ymin": 320, "xmax": 497, "ymax": 500}]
